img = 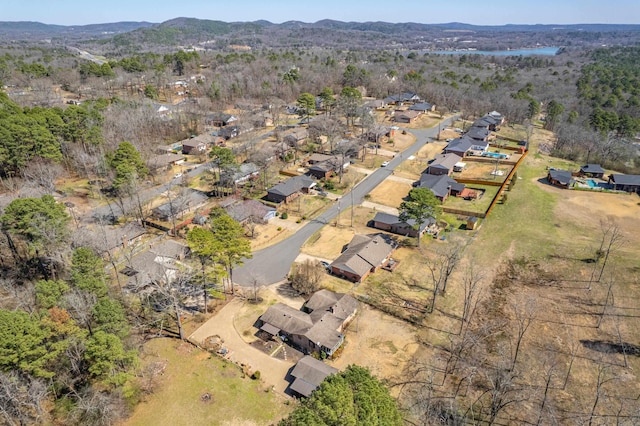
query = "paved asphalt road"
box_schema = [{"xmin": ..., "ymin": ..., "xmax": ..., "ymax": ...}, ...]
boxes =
[{"xmin": 233, "ymin": 116, "xmax": 459, "ymax": 286}]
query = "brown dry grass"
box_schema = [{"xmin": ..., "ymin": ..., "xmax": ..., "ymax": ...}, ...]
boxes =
[
  {"xmin": 367, "ymin": 179, "xmax": 412, "ymax": 208},
  {"xmin": 455, "ymin": 161, "xmax": 512, "ymax": 182}
]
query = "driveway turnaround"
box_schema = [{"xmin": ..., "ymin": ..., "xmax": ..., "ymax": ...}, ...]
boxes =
[{"xmin": 188, "ymin": 298, "xmax": 294, "ymax": 395}]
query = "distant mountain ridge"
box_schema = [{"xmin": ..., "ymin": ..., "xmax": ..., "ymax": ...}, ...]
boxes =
[{"xmin": 1, "ymin": 18, "xmax": 639, "ymax": 49}]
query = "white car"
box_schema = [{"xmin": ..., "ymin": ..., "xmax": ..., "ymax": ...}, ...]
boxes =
[
  {"xmin": 173, "ymin": 172, "xmax": 183, "ymax": 179},
  {"xmin": 381, "ymin": 161, "xmax": 390, "ymax": 167}
]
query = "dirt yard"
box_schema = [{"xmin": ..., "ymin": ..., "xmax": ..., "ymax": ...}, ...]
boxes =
[
  {"xmin": 327, "ymin": 303, "xmax": 420, "ymax": 387},
  {"xmin": 455, "ymin": 161, "xmax": 513, "ymax": 182},
  {"xmin": 415, "ymin": 141, "xmax": 447, "ymax": 159},
  {"xmin": 367, "ymin": 179, "xmax": 413, "ymax": 208}
]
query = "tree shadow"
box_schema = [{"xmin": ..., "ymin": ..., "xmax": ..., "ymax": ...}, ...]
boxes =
[
  {"xmin": 580, "ymin": 339, "xmax": 640, "ymax": 357},
  {"xmin": 274, "ymin": 282, "xmax": 301, "ymax": 299}
]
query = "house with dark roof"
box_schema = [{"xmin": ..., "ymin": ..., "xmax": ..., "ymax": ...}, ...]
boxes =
[
  {"xmin": 306, "ymin": 156, "xmax": 349, "ymax": 180},
  {"xmin": 257, "ymin": 290, "xmax": 358, "ymax": 356},
  {"xmin": 266, "ymin": 175, "xmax": 316, "ymax": 204},
  {"xmin": 384, "ymin": 92, "xmax": 421, "ymax": 105},
  {"xmin": 409, "ymin": 102, "xmax": 435, "ymax": 113},
  {"xmin": 443, "ymin": 137, "xmax": 489, "ymax": 157},
  {"xmin": 579, "ymin": 164, "xmax": 605, "ymax": 179},
  {"xmin": 102, "ymin": 222, "xmax": 147, "ymax": 255},
  {"xmin": 370, "ymin": 212, "xmax": 435, "ymax": 238},
  {"xmin": 330, "ymin": 234, "xmax": 397, "ymax": 283},
  {"xmin": 426, "ymin": 153, "xmax": 460, "ymax": 176},
  {"xmin": 608, "ymin": 174, "xmax": 640, "ymax": 193},
  {"xmin": 466, "ymin": 126, "xmax": 492, "ymax": 142},
  {"xmin": 418, "ymin": 174, "xmax": 465, "ymax": 201},
  {"xmin": 547, "ymin": 169, "xmax": 574, "ymax": 188},
  {"xmin": 205, "ymin": 112, "xmax": 238, "ymax": 127},
  {"xmin": 288, "ymin": 356, "xmax": 338, "ymax": 398},
  {"xmin": 120, "ymin": 239, "xmax": 189, "ymax": 292},
  {"xmin": 218, "ymin": 126, "xmax": 239, "ymax": 140}
]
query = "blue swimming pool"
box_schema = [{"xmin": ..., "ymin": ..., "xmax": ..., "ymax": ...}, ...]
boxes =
[
  {"xmin": 587, "ymin": 179, "xmax": 598, "ymax": 188},
  {"xmin": 482, "ymin": 152, "xmax": 509, "ymax": 159}
]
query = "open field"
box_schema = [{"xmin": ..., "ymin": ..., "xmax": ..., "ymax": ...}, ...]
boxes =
[{"xmin": 123, "ymin": 338, "xmax": 290, "ymax": 426}]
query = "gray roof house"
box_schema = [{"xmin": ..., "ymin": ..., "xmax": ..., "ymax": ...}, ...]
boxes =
[
  {"xmin": 330, "ymin": 234, "xmax": 397, "ymax": 283},
  {"xmin": 289, "ymin": 356, "xmax": 338, "ymax": 397},
  {"xmin": 466, "ymin": 126, "xmax": 491, "ymax": 142},
  {"xmin": 608, "ymin": 174, "xmax": 640, "ymax": 193},
  {"xmin": 148, "ymin": 153, "xmax": 185, "ymax": 171},
  {"xmin": 409, "ymin": 102, "xmax": 435, "ymax": 112},
  {"xmin": 266, "ymin": 175, "xmax": 316, "ymax": 204},
  {"xmin": 444, "ymin": 137, "xmax": 489, "ymax": 157},
  {"xmin": 151, "ymin": 189, "xmax": 209, "ymax": 221},
  {"xmin": 223, "ymin": 198, "xmax": 276, "ymax": 224},
  {"xmin": 426, "ymin": 153, "xmax": 460, "ymax": 175},
  {"xmin": 579, "ymin": 164, "xmax": 605, "ymax": 178},
  {"xmin": 418, "ymin": 174, "xmax": 465, "ymax": 201},
  {"xmin": 220, "ymin": 163, "xmax": 260, "ymax": 186},
  {"xmin": 547, "ymin": 169, "xmax": 574, "ymax": 188},
  {"xmin": 370, "ymin": 212, "xmax": 435, "ymax": 238},
  {"xmin": 257, "ymin": 290, "xmax": 358, "ymax": 357}
]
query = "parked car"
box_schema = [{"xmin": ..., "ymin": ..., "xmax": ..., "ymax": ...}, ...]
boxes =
[
  {"xmin": 320, "ymin": 261, "xmax": 331, "ymax": 270},
  {"xmin": 173, "ymin": 172, "xmax": 183, "ymax": 179},
  {"xmin": 381, "ymin": 161, "xmax": 390, "ymax": 167}
]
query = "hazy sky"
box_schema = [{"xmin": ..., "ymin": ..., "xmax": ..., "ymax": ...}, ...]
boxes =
[{"xmin": 4, "ymin": 0, "xmax": 639, "ymax": 26}]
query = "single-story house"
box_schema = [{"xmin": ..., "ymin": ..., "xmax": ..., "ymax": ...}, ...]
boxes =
[
  {"xmin": 409, "ymin": 102, "xmax": 435, "ymax": 113},
  {"xmin": 393, "ymin": 110, "xmax": 421, "ymax": 123},
  {"xmin": 120, "ymin": 250, "xmax": 179, "ymax": 292},
  {"xmin": 101, "ymin": 222, "xmax": 147, "ymax": 255},
  {"xmin": 220, "ymin": 163, "xmax": 260, "ymax": 186},
  {"xmin": 426, "ymin": 153, "xmax": 460, "ymax": 176},
  {"xmin": 257, "ymin": 290, "xmax": 358, "ymax": 356},
  {"xmin": 289, "ymin": 356, "xmax": 338, "ymax": 398},
  {"xmin": 418, "ymin": 174, "xmax": 465, "ymax": 201},
  {"xmin": 149, "ymin": 239, "xmax": 190, "ymax": 261},
  {"xmin": 466, "ymin": 126, "xmax": 492, "ymax": 142},
  {"xmin": 151, "ymin": 189, "xmax": 209, "ymax": 221},
  {"xmin": 579, "ymin": 164, "xmax": 605, "ymax": 179},
  {"xmin": 147, "ymin": 153, "xmax": 186, "ymax": 171},
  {"xmin": 266, "ymin": 175, "xmax": 316, "ymax": 204},
  {"xmin": 223, "ymin": 198, "xmax": 276, "ymax": 224},
  {"xmin": 608, "ymin": 174, "xmax": 640, "ymax": 193},
  {"xmin": 363, "ymin": 99, "xmax": 387, "ymax": 109},
  {"xmin": 307, "ymin": 156, "xmax": 349, "ymax": 180},
  {"xmin": 444, "ymin": 137, "xmax": 489, "ymax": 157},
  {"xmin": 473, "ymin": 113, "xmax": 503, "ymax": 131},
  {"xmin": 487, "ymin": 111, "xmax": 505, "ymax": 126},
  {"xmin": 218, "ymin": 126, "xmax": 239, "ymax": 140},
  {"xmin": 181, "ymin": 133, "xmax": 213, "ymax": 155},
  {"xmin": 283, "ymin": 127, "xmax": 309, "ymax": 146},
  {"xmin": 205, "ymin": 112, "xmax": 238, "ymax": 127},
  {"xmin": 330, "ymin": 234, "xmax": 397, "ymax": 283},
  {"xmin": 384, "ymin": 92, "xmax": 421, "ymax": 105},
  {"xmin": 547, "ymin": 169, "xmax": 574, "ymax": 188},
  {"xmin": 370, "ymin": 212, "xmax": 435, "ymax": 238}
]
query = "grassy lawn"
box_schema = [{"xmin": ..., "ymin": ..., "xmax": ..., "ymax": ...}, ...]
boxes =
[
  {"xmin": 443, "ymin": 185, "xmax": 500, "ymax": 214},
  {"xmin": 124, "ymin": 338, "xmax": 290, "ymax": 426}
]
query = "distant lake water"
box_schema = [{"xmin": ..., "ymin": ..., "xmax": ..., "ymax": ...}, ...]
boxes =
[{"xmin": 428, "ymin": 47, "xmax": 561, "ymax": 56}]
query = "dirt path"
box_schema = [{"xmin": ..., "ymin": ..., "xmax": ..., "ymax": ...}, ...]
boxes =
[
  {"xmin": 188, "ymin": 298, "xmax": 295, "ymax": 395},
  {"xmin": 361, "ymin": 201, "xmax": 399, "ymax": 215}
]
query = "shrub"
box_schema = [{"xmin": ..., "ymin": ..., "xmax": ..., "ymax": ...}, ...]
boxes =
[
  {"xmin": 252, "ymin": 371, "xmax": 261, "ymax": 380},
  {"xmin": 281, "ymin": 212, "xmax": 288, "ymax": 220},
  {"xmin": 277, "ymin": 226, "xmax": 282, "ymax": 231}
]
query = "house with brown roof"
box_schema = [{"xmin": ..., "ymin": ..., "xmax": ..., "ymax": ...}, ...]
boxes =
[
  {"xmin": 223, "ymin": 198, "xmax": 276, "ymax": 224},
  {"xmin": 426, "ymin": 153, "xmax": 460, "ymax": 176},
  {"xmin": 306, "ymin": 156, "xmax": 349, "ymax": 180},
  {"xmin": 282, "ymin": 127, "xmax": 309, "ymax": 146},
  {"xmin": 257, "ymin": 290, "xmax": 358, "ymax": 356},
  {"xmin": 181, "ymin": 133, "xmax": 213, "ymax": 155},
  {"xmin": 393, "ymin": 109, "xmax": 421, "ymax": 123},
  {"xmin": 330, "ymin": 234, "xmax": 397, "ymax": 283}
]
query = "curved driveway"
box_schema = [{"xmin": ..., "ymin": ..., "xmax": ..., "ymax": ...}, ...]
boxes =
[{"xmin": 234, "ymin": 116, "xmax": 459, "ymax": 286}]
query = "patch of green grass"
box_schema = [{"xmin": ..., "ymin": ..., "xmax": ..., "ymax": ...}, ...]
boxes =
[
  {"xmin": 443, "ymin": 185, "xmax": 500, "ymax": 214},
  {"xmin": 124, "ymin": 339, "xmax": 289, "ymax": 426}
]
